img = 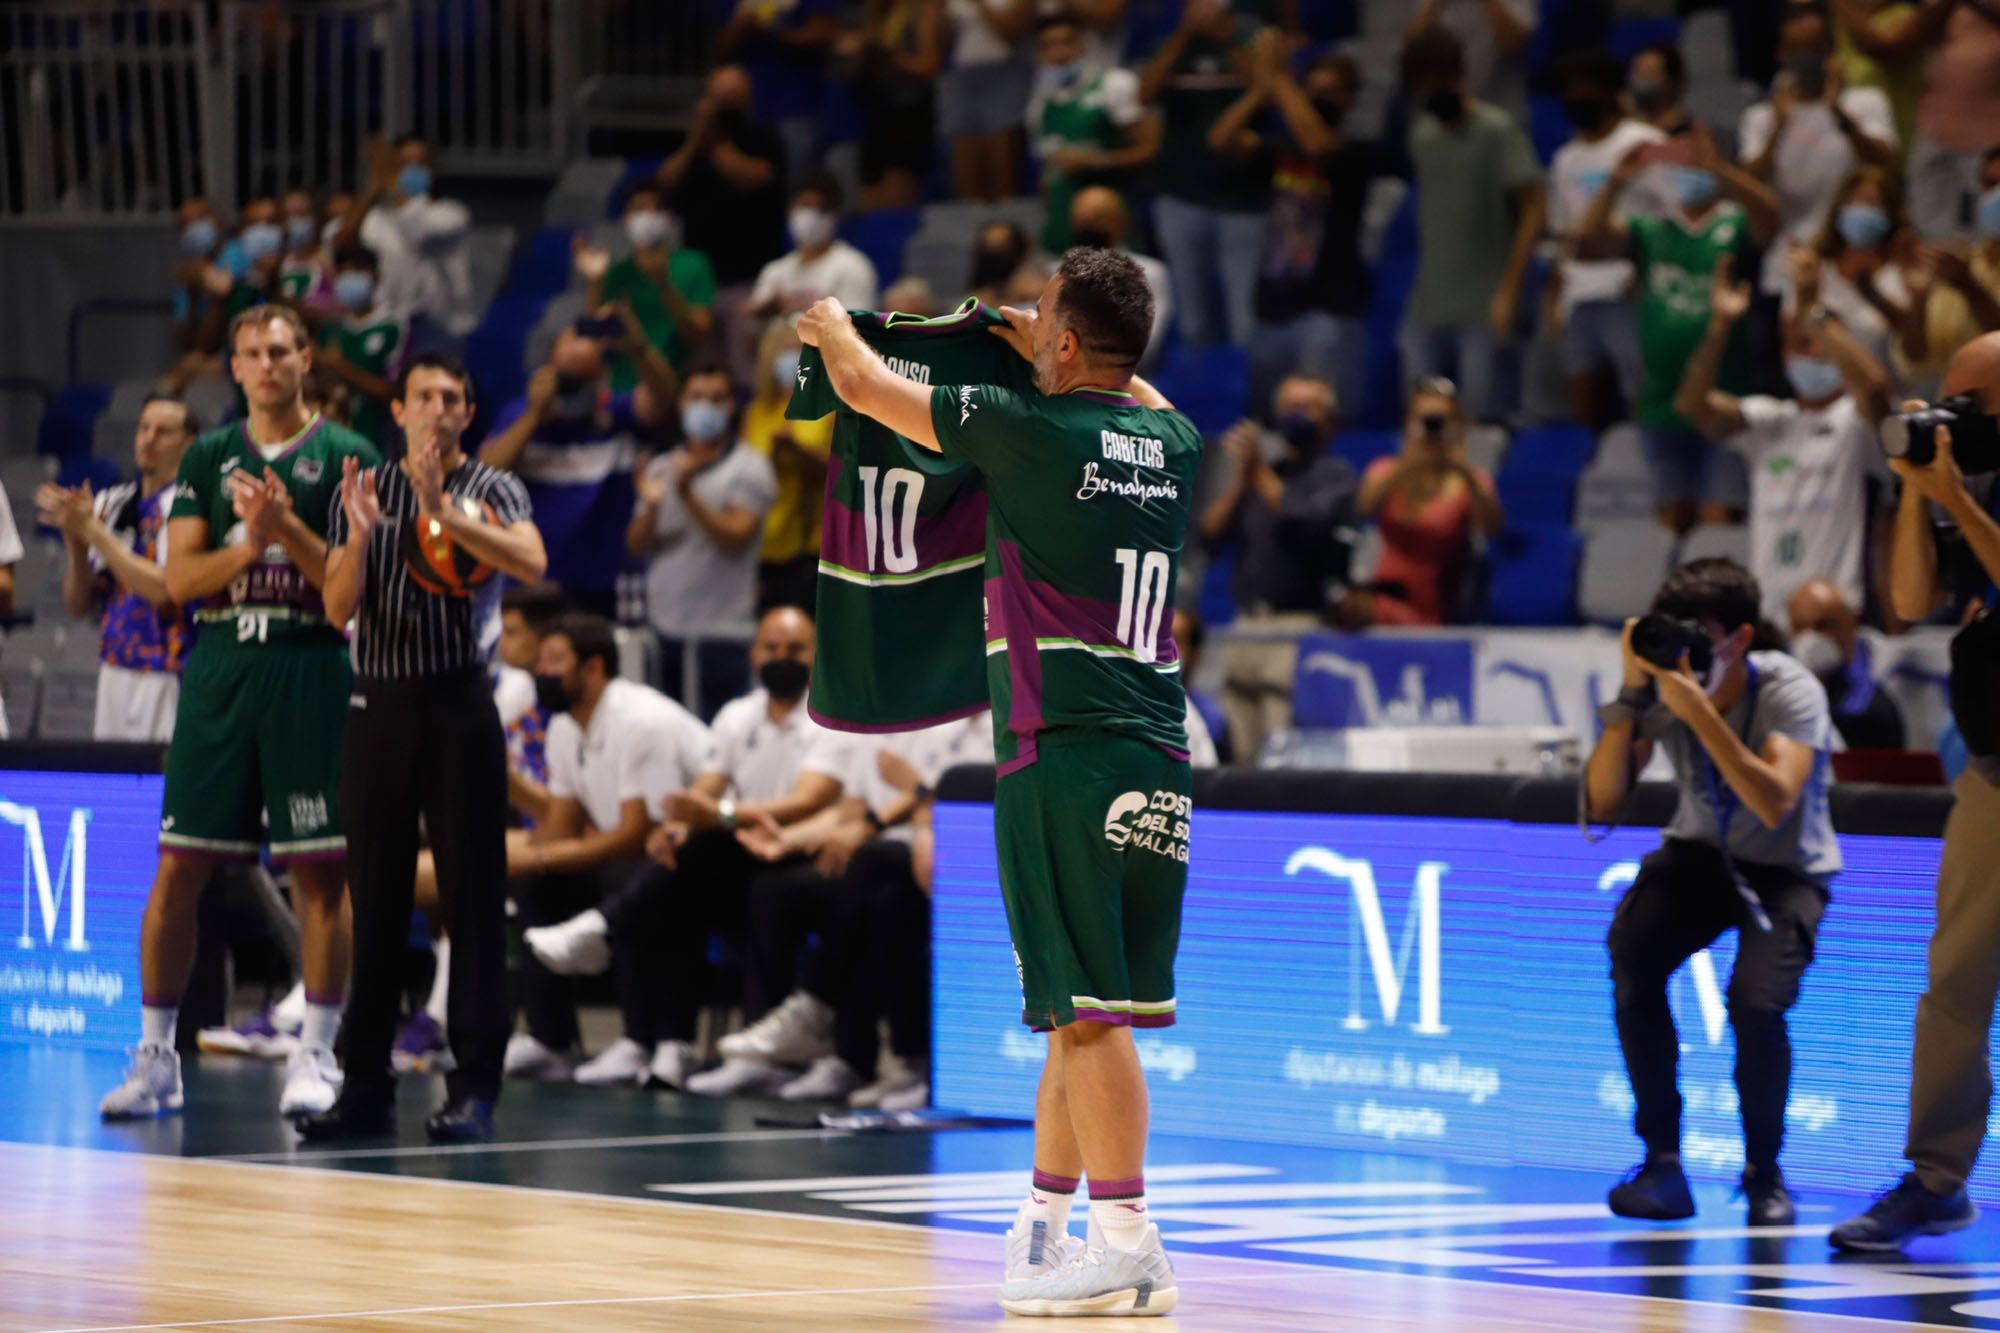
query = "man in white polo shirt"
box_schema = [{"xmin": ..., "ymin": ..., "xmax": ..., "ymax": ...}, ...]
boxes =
[
  {"xmin": 522, "ymin": 604, "xmax": 856, "ymax": 1091},
  {"xmin": 498, "ymin": 612, "xmax": 712, "ymax": 1083}
]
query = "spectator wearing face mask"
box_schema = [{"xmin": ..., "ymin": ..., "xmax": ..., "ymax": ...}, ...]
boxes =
[
  {"xmin": 746, "ymin": 175, "xmax": 880, "ymax": 320},
  {"xmin": 1629, "ymin": 42, "xmax": 1692, "ymax": 136},
  {"xmin": 1739, "ymin": 6, "xmax": 1899, "ymax": 295},
  {"xmin": 1067, "ymin": 186, "xmax": 1171, "ymax": 371},
  {"xmin": 165, "ymin": 195, "xmax": 233, "ymax": 393},
  {"xmin": 336, "ymin": 134, "xmax": 476, "ymax": 340},
  {"xmin": 1027, "ymin": 11, "xmax": 1159, "ymax": 254},
  {"xmin": 305, "ymin": 244, "xmax": 407, "ymax": 453},
  {"xmin": 1896, "ymin": 148, "xmax": 2000, "ymax": 394},
  {"xmin": 629, "ymin": 364, "xmax": 778, "ymax": 720},
  {"xmin": 483, "ymin": 312, "xmax": 678, "ymax": 618},
  {"xmin": 1793, "ymin": 168, "xmax": 1916, "ymax": 372},
  {"xmin": 577, "ymin": 185, "xmax": 717, "ymax": 391},
  {"xmin": 224, "ymin": 195, "xmax": 286, "ymax": 319},
  {"xmin": 659, "ymin": 66, "xmax": 788, "ymax": 297},
  {"xmin": 967, "ymin": 220, "xmax": 1033, "ymax": 309},
  {"xmin": 1398, "ymin": 0, "xmax": 1536, "ymax": 122},
  {"xmin": 1906, "ymin": 0, "xmax": 2000, "ymax": 239},
  {"xmin": 1677, "ymin": 257, "xmax": 1893, "ymax": 630},
  {"xmin": 714, "ymin": 0, "xmax": 842, "ymax": 188},
  {"xmin": 276, "ymin": 190, "xmax": 328, "ymax": 303},
  {"xmin": 743, "ymin": 318, "xmax": 835, "ymax": 614},
  {"xmin": 1787, "ymin": 577, "xmax": 1906, "ymax": 749}
]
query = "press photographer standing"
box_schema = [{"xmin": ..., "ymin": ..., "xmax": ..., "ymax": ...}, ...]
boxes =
[
  {"xmin": 1584, "ymin": 557, "xmax": 1838, "ymax": 1227},
  {"xmin": 1834, "ymin": 332, "xmax": 2000, "ymax": 1251}
]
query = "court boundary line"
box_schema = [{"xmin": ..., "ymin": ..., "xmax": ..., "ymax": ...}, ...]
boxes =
[
  {"xmin": 218, "ymin": 1127, "xmax": 848, "ymax": 1162},
  {"xmin": 0, "ymin": 1142, "xmax": 1963, "ymax": 1333}
]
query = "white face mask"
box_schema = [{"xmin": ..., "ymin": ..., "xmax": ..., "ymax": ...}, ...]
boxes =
[
  {"xmin": 1791, "ymin": 629, "xmax": 1845, "ymax": 677},
  {"xmin": 789, "ymin": 206, "xmax": 835, "ymax": 250},
  {"xmin": 624, "ymin": 209, "xmax": 671, "ymax": 250}
]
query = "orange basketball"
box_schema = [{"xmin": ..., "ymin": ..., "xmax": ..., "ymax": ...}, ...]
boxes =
[{"xmin": 402, "ymin": 495, "xmax": 497, "ymax": 597}]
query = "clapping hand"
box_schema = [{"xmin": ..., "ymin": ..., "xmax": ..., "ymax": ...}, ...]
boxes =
[
  {"xmin": 1709, "ymin": 252, "xmax": 1752, "ymax": 324},
  {"xmin": 229, "ymin": 466, "xmax": 291, "ymax": 545},
  {"xmin": 35, "ymin": 481, "xmax": 94, "ymax": 545},
  {"xmin": 572, "ymin": 233, "xmax": 611, "ymax": 282},
  {"xmin": 339, "ymin": 455, "xmax": 381, "ymax": 539},
  {"xmin": 409, "ymin": 438, "xmax": 446, "ymax": 515}
]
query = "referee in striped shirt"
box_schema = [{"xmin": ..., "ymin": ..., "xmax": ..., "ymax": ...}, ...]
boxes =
[{"xmin": 301, "ymin": 352, "xmax": 548, "ymax": 1143}]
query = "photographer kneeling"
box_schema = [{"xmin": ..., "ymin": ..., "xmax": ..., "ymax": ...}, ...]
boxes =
[{"xmin": 1586, "ymin": 557, "xmax": 1838, "ymax": 1227}]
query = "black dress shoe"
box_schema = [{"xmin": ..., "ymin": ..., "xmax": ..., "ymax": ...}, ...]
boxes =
[
  {"xmin": 426, "ymin": 1095, "xmax": 495, "ymax": 1144},
  {"xmin": 1742, "ymin": 1165, "xmax": 1798, "ymax": 1227},
  {"xmin": 294, "ymin": 1097, "xmax": 395, "ymax": 1141},
  {"xmin": 1608, "ymin": 1155, "xmax": 1696, "ymax": 1220}
]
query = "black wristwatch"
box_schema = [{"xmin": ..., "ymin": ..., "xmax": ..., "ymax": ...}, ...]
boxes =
[{"xmin": 864, "ymin": 808, "xmax": 887, "ymax": 833}]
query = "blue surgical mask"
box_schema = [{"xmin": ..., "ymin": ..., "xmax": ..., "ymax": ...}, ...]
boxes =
[
  {"xmin": 1836, "ymin": 203, "xmax": 1892, "ymax": 250},
  {"xmin": 240, "ymin": 222, "xmax": 282, "ymax": 262},
  {"xmin": 1046, "ymin": 58, "xmax": 1085, "ymax": 89},
  {"xmin": 1977, "ymin": 186, "xmax": 2000, "ymax": 240},
  {"xmin": 681, "ymin": 399, "xmax": 730, "ymax": 443},
  {"xmin": 285, "ymin": 215, "xmax": 317, "ymax": 250},
  {"xmin": 773, "ymin": 350, "xmax": 802, "ymax": 391},
  {"xmin": 1786, "ymin": 354, "xmax": 1845, "ymax": 401},
  {"xmin": 397, "ymin": 163, "xmax": 433, "ymax": 199},
  {"xmin": 181, "ymin": 217, "xmax": 219, "ymax": 255},
  {"xmin": 334, "ymin": 271, "xmax": 375, "ymax": 312},
  {"xmin": 1672, "ymin": 166, "xmax": 1717, "ymax": 209}
]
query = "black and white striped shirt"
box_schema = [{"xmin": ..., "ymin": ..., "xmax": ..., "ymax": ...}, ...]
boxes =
[{"xmin": 328, "ymin": 456, "xmax": 533, "ymax": 681}]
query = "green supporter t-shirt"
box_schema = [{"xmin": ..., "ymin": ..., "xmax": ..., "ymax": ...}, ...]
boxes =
[
  {"xmin": 603, "ymin": 249, "xmax": 718, "ymax": 391},
  {"xmin": 319, "ymin": 311, "xmax": 409, "ymax": 453},
  {"xmin": 1406, "ymin": 102, "xmax": 1543, "ymax": 329},
  {"xmin": 787, "ymin": 300, "xmax": 1036, "ymax": 732},
  {"xmin": 1630, "ymin": 206, "xmax": 1756, "ymax": 429},
  {"xmin": 169, "ymin": 414, "xmax": 382, "ymax": 652},
  {"xmin": 1152, "ymin": 27, "xmax": 1271, "ymax": 214},
  {"xmin": 925, "ymin": 380, "xmax": 1202, "ymax": 771}
]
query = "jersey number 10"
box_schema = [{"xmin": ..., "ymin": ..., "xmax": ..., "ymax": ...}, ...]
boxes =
[
  {"xmin": 856, "ymin": 465, "xmax": 925, "ymax": 574},
  {"xmin": 1114, "ymin": 548, "xmax": 1170, "ymax": 664}
]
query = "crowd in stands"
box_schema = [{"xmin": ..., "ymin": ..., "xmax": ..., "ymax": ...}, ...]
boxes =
[{"xmin": 6, "ymin": 0, "xmax": 2000, "ymax": 1104}]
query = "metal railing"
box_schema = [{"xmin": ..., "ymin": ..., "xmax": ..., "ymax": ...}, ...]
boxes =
[{"xmin": 0, "ymin": 0, "xmax": 220, "ymax": 222}]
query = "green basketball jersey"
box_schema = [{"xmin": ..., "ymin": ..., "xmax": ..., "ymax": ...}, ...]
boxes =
[
  {"xmin": 1631, "ymin": 206, "xmax": 1755, "ymax": 429},
  {"xmin": 787, "ymin": 301, "xmax": 1038, "ymax": 732},
  {"xmin": 925, "ymin": 380, "xmax": 1203, "ymax": 771},
  {"xmin": 321, "ymin": 312, "xmax": 408, "ymax": 451},
  {"xmin": 170, "ymin": 414, "xmax": 382, "ymax": 651}
]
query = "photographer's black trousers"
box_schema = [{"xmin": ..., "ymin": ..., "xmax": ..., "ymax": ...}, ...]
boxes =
[{"xmin": 1607, "ymin": 838, "xmax": 1828, "ymax": 1172}]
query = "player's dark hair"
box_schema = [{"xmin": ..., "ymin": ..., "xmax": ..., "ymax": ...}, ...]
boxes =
[
  {"xmin": 1653, "ymin": 557, "xmax": 1762, "ymax": 634},
  {"xmin": 229, "ymin": 303, "xmax": 311, "ymax": 352},
  {"xmin": 1036, "ymin": 8, "xmax": 1079, "ymax": 34},
  {"xmin": 502, "ymin": 581, "xmax": 569, "ymax": 632},
  {"xmin": 393, "ymin": 133, "xmax": 427, "ymax": 153},
  {"xmin": 546, "ymin": 612, "xmax": 621, "ymax": 677},
  {"xmin": 1632, "ymin": 41, "xmax": 1685, "ymax": 88},
  {"xmin": 141, "ymin": 392, "xmax": 197, "ymax": 436},
  {"xmin": 1400, "ymin": 26, "xmax": 1464, "ymax": 87},
  {"xmin": 398, "ymin": 351, "xmax": 475, "ymax": 405},
  {"xmin": 1053, "ymin": 247, "xmax": 1153, "ymax": 372},
  {"xmin": 332, "ymin": 242, "xmax": 379, "ymax": 272},
  {"xmin": 796, "ymin": 171, "xmax": 844, "ymax": 214}
]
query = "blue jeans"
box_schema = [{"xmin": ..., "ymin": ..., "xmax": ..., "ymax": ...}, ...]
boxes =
[
  {"xmin": 1249, "ymin": 312, "xmax": 1368, "ymax": 423},
  {"xmin": 1399, "ymin": 320, "xmax": 1501, "ymax": 421},
  {"xmin": 1638, "ymin": 426, "xmax": 1750, "ymax": 511},
  {"xmin": 1153, "ymin": 195, "xmax": 1264, "ymax": 347}
]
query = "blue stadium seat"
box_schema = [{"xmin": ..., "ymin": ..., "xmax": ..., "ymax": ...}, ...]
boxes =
[
  {"xmin": 506, "ymin": 226, "xmax": 580, "ymax": 298},
  {"xmin": 1528, "ymin": 94, "xmax": 1571, "ymax": 166},
  {"xmin": 1359, "ymin": 254, "xmax": 1414, "ymax": 429},
  {"xmin": 37, "ymin": 382, "xmax": 112, "ymax": 456},
  {"xmin": 841, "ymin": 208, "xmax": 921, "ymax": 291},
  {"xmin": 1484, "ymin": 524, "xmax": 1583, "ymax": 625},
  {"xmin": 1496, "ymin": 469, "xmax": 1575, "ymax": 525},
  {"xmin": 1333, "ymin": 428, "xmax": 1400, "ymax": 473},
  {"xmin": 1610, "ymin": 15, "xmax": 1682, "ymax": 62},
  {"xmin": 462, "ymin": 293, "xmax": 552, "ymax": 447},
  {"xmin": 1505, "ymin": 422, "xmax": 1596, "ymax": 478},
  {"xmin": 1153, "ymin": 343, "xmax": 1249, "ymax": 438}
]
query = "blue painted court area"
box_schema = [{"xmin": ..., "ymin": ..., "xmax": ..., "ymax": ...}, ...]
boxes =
[{"xmin": 5, "ymin": 1043, "xmax": 2000, "ymax": 1329}]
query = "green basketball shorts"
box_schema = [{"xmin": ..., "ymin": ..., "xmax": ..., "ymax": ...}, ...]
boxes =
[
  {"xmin": 992, "ymin": 728, "xmax": 1191, "ymax": 1030},
  {"xmin": 159, "ymin": 641, "xmax": 351, "ymax": 862}
]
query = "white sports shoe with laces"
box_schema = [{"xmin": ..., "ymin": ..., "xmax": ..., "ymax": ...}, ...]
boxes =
[{"xmin": 999, "ymin": 1221, "xmax": 1177, "ymax": 1317}]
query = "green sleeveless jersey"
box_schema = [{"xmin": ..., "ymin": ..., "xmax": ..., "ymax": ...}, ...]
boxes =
[
  {"xmin": 925, "ymin": 381, "xmax": 1203, "ymax": 772},
  {"xmin": 320, "ymin": 311, "xmax": 409, "ymax": 451},
  {"xmin": 170, "ymin": 414, "xmax": 381, "ymax": 651},
  {"xmin": 787, "ymin": 301, "xmax": 1036, "ymax": 732}
]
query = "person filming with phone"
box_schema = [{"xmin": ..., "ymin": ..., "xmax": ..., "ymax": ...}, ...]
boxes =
[
  {"xmin": 1584, "ymin": 556, "xmax": 1838, "ymax": 1229},
  {"xmin": 1833, "ymin": 331, "xmax": 2000, "ymax": 1251},
  {"xmin": 483, "ymin": 305, "xmax": 679, "ymax": 617}
]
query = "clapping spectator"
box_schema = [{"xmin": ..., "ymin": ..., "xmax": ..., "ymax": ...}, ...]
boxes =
[
  {"xmin": 837, "ymin": 0, "xmax": 944, "ymax": 211},
  {"xmin": 1398, "ymin": 26, "xmax": 1544, "ymax": 422},
  {"xmin": 1897, "ymin": 149, "xmax": 2000, "ymax": 392},
  {"xmin": 1402, "ymin": 0, "xmax": 1535, "ymax": 119},
  {"xmin": 1830, "ymin": 0, "xmax": 1944, "ymax": 154},
  {"xmin": 1907, "ymin": 0, "xmax": 2000, "ymax": 239},
  {"xmin": 226, "ymin": 194, "xmax": 285, "ymax": 318},
  {"xmin": 1545, "ymin": 52, "xmax": 1670, "ymax": 431},
  {"xmin": 1578, "ymin": 121, "xmax": 1779, "ymax": 532},
  {"xmin": 747, "ymin": 175, "xmax": 880, "ymax": 320},
  {"xmin": 1027, "ymin": 10, "xmax": 1158, "ymax": 253},
  {"xmin": 967, "ymin": 220, "xmax": 1032, "ymax": 308},
  {"xmin": 660, "ymin": 66, "xmax": 788, "ymax": 300},
  {"xmin": 714, "ymin": 0, "xmax": 841, "ymax": 188},
  {"xmin": 164, "ymin": 195, "xmax": 232, "ymax": 392},
  {"xmin": 1245, "ymin": 47, "xmax": 1385, "ymax": 423},
  {"xmin": 1346, "ymin": 378, "xmax": 1503, "ymax": 628},
  {"xmin": 1200, "ymin": 373, "xmax": 1356, "ymax": 757},
  {"xmin": 483, "ymin": 312, "xmax": 677, "ymax": 618},
  {"xmin": 941, "ymin": 0, "xmax": 1036, "ymax": 201},
  {"xmin": 745, "ymin": 318, "xmax": 835, "ymax": 613},
  {"xmin": 578, "ymin": 185, "xmax": 718, "ymax": 390},
  {"xmin": 1677, "ymin": 257, "xmax": 1892, "ymax": 628},
  {"xmin": 336, "ymin": 135, "xmax": 476, "ymax": 341},
  {"xmin": 1629, "ymin": 42, "xmax": 1692, "ymax": 136},
  {"xmin": 1739, "ymin": 6, "xmax": 1898, "ymax": 293},
  {"xmin": 1796, "ymin": 167, "xmax": 1915, "ymax": 370},
  {"xmin": 1067, "ymin": 186, "xmax": 1171, "ymax": 370},
  {"xmin": 629, "ymin": 364, "xmax": 778, "ymax": 719},
  {"xmin": 1140, "ymin": 0, "xmax": 1268, "ymax": 350},
  {"xmin": 309, "ymin": 245, "xmax": 408, "ymax": 453},
  {"xmin": 277, "ymin": 189, "xmax": 328, "ymax": 302}
]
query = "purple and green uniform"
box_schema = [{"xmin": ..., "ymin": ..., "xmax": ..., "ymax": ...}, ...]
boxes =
[
  {"xmin": 787, "ymin": 301, "xmax": 1035, "ymax": 732},
  {"xmin": 160, "ymin": 415, "xmax": 381, "ymax": 861},
  {"xmin": 926, "ymin": 378, "xmax": 1203, "ymax": 1031}
]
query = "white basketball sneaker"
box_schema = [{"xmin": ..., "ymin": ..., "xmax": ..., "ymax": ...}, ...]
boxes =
[
  {"xmin": 717, "ymin": 991, "xmax": 834, "ymax": 1065},
  {"xmin": 574, "ymin": 1038, "xmax": 653, "ymax": 1086},
  {"xmin": 99, "ymin": 1044, "xmax": 184, "ymax": 1121},
  {"xmin": 999, "ymin": 1222, "xmax": 1178, "ymax": 1317},
  {"xmin": 778, "ymin": 1055, "xmax": 864, "ymax": 1102},
  {"xmin": 523, "ymin": 909, "xmax": 612, "ymax": 977},
  {"xmin": 1004, "ymin": 1215, "xmax": 1083, "ymax": 1283},
  {"xmin": 278, "ymin": 1044, "xmax": 344, "ymax": 1118},
  {"xmin": 645, "ymin": 1040, "xmax": 703, "ymax": 1090}
]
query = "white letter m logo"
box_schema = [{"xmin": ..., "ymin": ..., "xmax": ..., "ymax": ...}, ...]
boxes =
[
  {"xmin": 2, "ymin": 801, "xmax": 89, "ymax": 952},
  {"xmin": 1285, "ymin": 847, "xmax": 1447, "ymax": 1035}
]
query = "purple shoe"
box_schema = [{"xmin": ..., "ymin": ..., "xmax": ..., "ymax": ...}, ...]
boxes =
[
  {"xmin": 392, "ymin": 1013, "xmax": 454, "ymax": 1073},
  {"xmin": 196, "ymin": 1007, "xmax": 300, "ymax": 1061}
]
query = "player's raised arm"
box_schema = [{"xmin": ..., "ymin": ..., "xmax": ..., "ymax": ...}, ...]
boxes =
[{"xmin": 797, "ymin": 297, "xmax": 942, "ymax": 452}]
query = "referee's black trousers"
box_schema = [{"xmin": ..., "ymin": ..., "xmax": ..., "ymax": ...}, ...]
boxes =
[{"xmin": 341, "ymin": 668, "xmax": 511, "ymax": 1106}]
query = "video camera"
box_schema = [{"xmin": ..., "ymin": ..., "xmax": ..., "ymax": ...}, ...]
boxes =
[
  {"xmin": 1630, "ymin": 613, "xmax": 1713, "ymax": 676},
  {"xmin": 1880, "ymin": 395, "xmax": 2000, "ymax": 473}
]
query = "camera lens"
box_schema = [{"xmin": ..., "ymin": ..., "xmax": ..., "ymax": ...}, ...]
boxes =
[{"xmin": 1420, "ymin": 413, "xmax": 1447, "ymax": 437}]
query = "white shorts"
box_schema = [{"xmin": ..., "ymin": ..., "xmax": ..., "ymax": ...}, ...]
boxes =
[{"xmin": 95, "ymin": 662, "xmax": 180, "ymax": 742}]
